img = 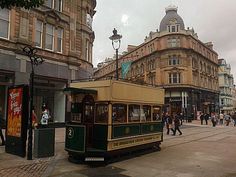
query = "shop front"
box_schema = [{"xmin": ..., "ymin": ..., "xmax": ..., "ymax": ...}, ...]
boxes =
[
  {"xmin": 0, "ymin": 71, "xmax": 14, "ymax": 121},
  {"xmin": 33, "ymin": 77, "xmax": 67, "ymax": 125}
]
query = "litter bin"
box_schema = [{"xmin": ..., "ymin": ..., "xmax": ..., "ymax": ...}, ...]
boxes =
[{"xmin": 34, "ymin": 127, "xmax": 55, "ymax": 158}]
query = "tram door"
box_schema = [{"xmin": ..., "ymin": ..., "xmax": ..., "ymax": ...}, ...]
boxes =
[{"xmin": 82, "ymin": 95, "xmax": 95, "ymax": 148}]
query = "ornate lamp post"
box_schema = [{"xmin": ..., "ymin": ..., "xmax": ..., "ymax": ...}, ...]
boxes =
[
  {"xmin": 109, "ymin": 28, "xmax": 122, "ymax": 80},
  {"xmin": 22, "ymin": 46, "xmax": 44, "ymax": 160}
]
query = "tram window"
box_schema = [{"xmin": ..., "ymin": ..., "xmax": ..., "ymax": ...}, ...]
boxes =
[
  {"xmin": 112, "ymin": 104, "xmax": 127, "ymax": 123},
  {"xmin": 153, "ymin": 106, "xmax": 161, "ymax": 121},
  {"xmin": 84, "ymin": 105, "xmax": 94, "ymax": 123},
  {"xmin": 128, "ymin": 104, "xmax": 140, "ymax": 122},
  {"xmin": 95, "ymin": 104, "xmax": 108, "ymax": 123},
  {"xmin": 141, "ymin": 105, "xmax": 151, "ymax": 122}
]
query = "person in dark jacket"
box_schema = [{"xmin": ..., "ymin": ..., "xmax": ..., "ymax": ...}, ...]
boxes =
[
  {"xmin": 204, "ymin": 113, "xmax": 209, "ymax": 125},
  {"xmin": 173, "ymin": 114, "xmax": 182, "ymax": 135},
  {"xmin": 164, "ymin": 113, "xmax": 174, "ymax": 135},
  {"xmin": 0, "ymin": 111, "xmax": 5, "ymax": 146},
  {"xmin": 200, "ymin": 112, "xmax": 204, "ymax": 125}
]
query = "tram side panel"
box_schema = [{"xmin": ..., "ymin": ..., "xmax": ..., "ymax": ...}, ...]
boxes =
[
  {"xmin": 93, "ymin": 124, "xmax": 108, "ymax": 150},
  {"xmin": 107, "ymin": 122, "xmax": 163, "ymax": 152},
  {"xmin": 65, "ymin": 124, "xmax": 86, "ymax": 154}
]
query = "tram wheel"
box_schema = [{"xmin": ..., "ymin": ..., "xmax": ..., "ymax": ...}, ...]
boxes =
[
  {"xmin": 68, "ymin": 155, "xmax": 83, "ymax": 164},
  {"xmin": 153, "ymin": 144, "xmax": 161, "ymax": 151}
]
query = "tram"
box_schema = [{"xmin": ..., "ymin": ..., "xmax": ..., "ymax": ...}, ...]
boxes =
[{"xmin": 64, "ymin": 79, "xmax": 164, "ymax": 162}]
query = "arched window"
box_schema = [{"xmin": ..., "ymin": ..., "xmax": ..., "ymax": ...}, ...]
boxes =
[{"xmin": 140, "ymin": 64, "xmax": 144, "ymax": 74}]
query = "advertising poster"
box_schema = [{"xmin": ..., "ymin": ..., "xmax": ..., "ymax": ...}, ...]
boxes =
[
  {"xmin": 7, "ymin": 87, "xmax": 23, "ymax": 137},
  {"xmin": 6, "ymin": 85, "xmax": 29, "ymax": 157}
]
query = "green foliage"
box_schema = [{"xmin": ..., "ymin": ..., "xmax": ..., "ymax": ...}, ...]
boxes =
[{"xmin": 0, "ymin": 0, "xmax": 44, "ymax": 9}]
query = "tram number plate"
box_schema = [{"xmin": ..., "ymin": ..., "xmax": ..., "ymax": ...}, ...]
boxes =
[{"xmin": 85, "ymin": 157, "xmax": 104, "ymax": 162}]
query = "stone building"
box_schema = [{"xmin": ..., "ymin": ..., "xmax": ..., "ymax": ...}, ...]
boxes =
[
  {"xmin": 0, "ymin": 0, "xmax": 96, "ymax": 123},
  {"xmin": 218, "ymin": 59, "xmax": 234, "ymax": 114},
  {"xmin": 94, "ymin": 5, "xmax": 219, "ymax": 118}
]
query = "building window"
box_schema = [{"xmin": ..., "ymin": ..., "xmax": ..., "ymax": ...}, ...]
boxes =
[
  {"xmin": 169, "ymin": 56, "xmax": 179, "ymax": 65},
  {"xmin": 176, "ymin": 25, "xmax": 179, "ymax": 32},
  {"xmin": 55, "ymin": 0, "xmax": 63, "ymax": 12},
  {"xmin": 168, "ymin": 25, "xmax": 179, "ymax": 32},
  {"xmin": 86, "ymin": 40, "xmax": 90, "ymax": 61},
  {"xmin": 169, "ymin": 73, "xmax": 181, "ymax": 84},
  {"xmin": 57, "ymin": 27, "xmax": 63, "ymax": 53},
  {"xmin": 45, "ymin": 0, "xmax": 63, "ymax": 12},
  {"xmin": 167, "ymin": 37, "xmax": 180, "ymax": 48},
  {"xmin": 45, "ymin": 0, "xmax": 53, "ymax": 8},
  {"xmin": 35, "ymin": 20, "xmax": 43, "ymax": 47},
  {"xmin": 140, "ymin": 64, "xmax": 144, "ymax": 74},
  {"xmin": 45, "ymin": 24, "xmax": 54, "ymax": 50},
  {"xmin": 0, "ymin": 9, "xmax": 10, "ymax": 39},
  {"xmin": 149, "ymin": 74, "xmax": 155, "ymax": 85},
  {"xmin": 171, "ymin": 26, "xmax": 176, "ymax": 32},
  {"xmin": 221, "ymin": 99, "xmax": 224, "ymax": 106},
  {"xmin": 168, "ymin": 26, "xmax": 171, "ymax": 32},
  {"xmin": 86, "ymin": 13, "xmax": 93, "ymax": 28}
]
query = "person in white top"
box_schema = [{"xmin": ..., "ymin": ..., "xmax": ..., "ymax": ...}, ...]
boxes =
[{"xmin": 219, "ymin": 112, "xmax": 224, "ymax": 125}]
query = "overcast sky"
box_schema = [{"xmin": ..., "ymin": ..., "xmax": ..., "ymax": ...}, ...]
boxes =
[{"xmin": 92, "ymin": 0, "xmax": 236, "ymax": 80}]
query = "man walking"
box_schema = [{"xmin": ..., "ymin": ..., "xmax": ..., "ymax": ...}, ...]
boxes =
[
  {"xmin": 204, "ymin": 113, "xmax": 209, "ymax": 125},
  {"xmin": 173, "ymin": 114, "xmax": 182, "ymax": 136},
  {"xmin": 224, "ymin": 114, "xmax": 231, "ymax": 126},
  {"xmin": 200, "ymin": 112, "xmax": 204, "ymax": 125}
]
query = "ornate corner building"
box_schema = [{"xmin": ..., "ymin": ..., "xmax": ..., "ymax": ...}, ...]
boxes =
[
  {"xmin": 94, "ymin": 5, "xmax": 219, "ymax": 118},
  {"xmin": 0, "ymin": 0, "xmax": 96, "ymax": 123},
  {"xmin": 218, "ymin": 59, "xmax": 234, "ymax": 114}
]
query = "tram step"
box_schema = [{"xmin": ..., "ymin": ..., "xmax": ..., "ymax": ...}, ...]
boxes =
[{"xmin": 85, "ymin": 157, "xmax": 105, "ymax": 162}]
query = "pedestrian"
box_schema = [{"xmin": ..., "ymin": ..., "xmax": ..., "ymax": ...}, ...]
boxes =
[
  {"xmin": 0, "ymin": 109, "xmax": 5, "ymax": 146},
  {"xmin": 200, "ymin": 112, "xmax": 204, "ymax": 125},
  {"xmin": 165, "ymin": 113, "xmax": 174, "ymax": 135},
  {"xmin": 224, "ymin": 114, "xmax": 231, "ymax": 126},
  {"xmin": 232, "ymin": 112, "xmax": 236, "ymax": 127},
  {"xmin": 204, "ymin": 113, "xmax": 209, "ymax": 125},
  {"xmin": 219, "ymin": 111, "xmax": 224, "ymax": 125},
  {"xmin": 211, "ymin": 112, "xmax": 217, "ymax": 127},
  {"xmin": 173, "ymin": 114, "xmax": 182, "ymax": 136}
]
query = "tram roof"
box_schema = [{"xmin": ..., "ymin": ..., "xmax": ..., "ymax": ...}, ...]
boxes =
[
  {"xmin": 63, "ymin": 87, "xmax": 97, "ymax": 94},
  {"xmin": 68, "ymin": 80, "xmax": 164, "ymax": 104}
]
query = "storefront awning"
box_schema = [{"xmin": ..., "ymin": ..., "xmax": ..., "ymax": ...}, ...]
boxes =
[{"xmin": 63, "ymin": 87, "xmax": 97, "ymax": 95}]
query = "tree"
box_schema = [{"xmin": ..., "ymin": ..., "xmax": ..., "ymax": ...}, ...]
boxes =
[{"xmin": 0, "ymin": 0, "xmax": 44, "ymax": 9}]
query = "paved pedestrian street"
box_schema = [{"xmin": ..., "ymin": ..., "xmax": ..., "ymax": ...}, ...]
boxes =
[
  {"xmin": 0, "ymin": 121, "xmax": 236, "ymax": 177},
  {"xmin": 0, "ymin": 159, "xmax": 50, "ymax": 177}
]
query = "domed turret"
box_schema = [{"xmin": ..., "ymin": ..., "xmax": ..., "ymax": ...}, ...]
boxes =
[{"xmin": 159, "ymin": 5, "xmax": 185, "ymax": 33}]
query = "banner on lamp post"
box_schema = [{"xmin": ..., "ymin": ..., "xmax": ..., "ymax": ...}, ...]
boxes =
[{"xmin": 121, "ymin": 61, "xmax": 132, "ymax": 79}]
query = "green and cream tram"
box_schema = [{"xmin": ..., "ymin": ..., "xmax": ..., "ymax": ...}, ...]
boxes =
[{"xmin": 64, "ymin": 80, "xmax": 164, "ymax": 162}]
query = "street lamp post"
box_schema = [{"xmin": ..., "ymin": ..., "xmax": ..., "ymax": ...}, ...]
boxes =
[
  {"xmin": 109, "ymin": 28, "xmax": 122, "ymax": 80},
  {"xmin": 23, "ymin": 46, "xmax": 44, "ymax": 160}
]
